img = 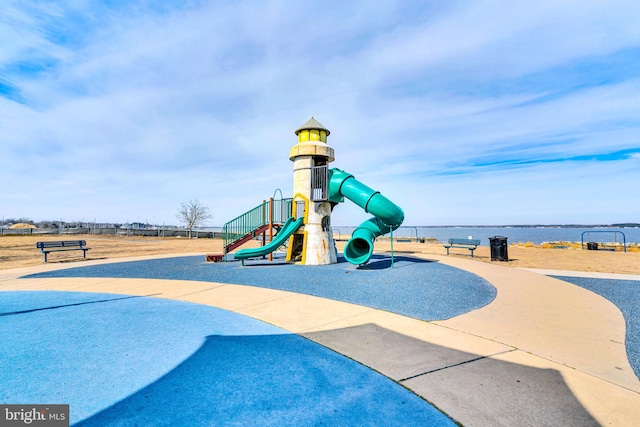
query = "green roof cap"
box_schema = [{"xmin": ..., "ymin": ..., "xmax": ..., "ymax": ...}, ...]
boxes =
[{"xmin": 294, "ymin": 117, "xmax": 330, "ymax": 136}]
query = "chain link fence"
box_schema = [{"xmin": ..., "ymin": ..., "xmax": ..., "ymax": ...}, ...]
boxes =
[{"xmin": 0, "ymin": 226, "xmax": 222, "ymax": 238}]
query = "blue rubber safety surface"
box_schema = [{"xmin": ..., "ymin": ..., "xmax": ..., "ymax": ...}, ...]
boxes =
[
  {"xmin": 0, "ymin": 291, "xmax": 457, "ymax": 426},
  {"xmin": 23, "ymin": 254, "xmax": 496, "ymax": 321},
  {"xmin": 551, "ymin": 276, "xmax": 640, "ymax": 379}
]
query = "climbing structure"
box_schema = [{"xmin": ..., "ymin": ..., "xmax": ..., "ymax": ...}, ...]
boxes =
[{"xmin": 223, "ymin": 117, "xmax": 404, "ymax": 265}]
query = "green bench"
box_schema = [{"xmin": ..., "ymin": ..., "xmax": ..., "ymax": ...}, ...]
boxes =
[
  {"xmin": 443, "ymin": 238, "xmax": 481, "ymax": 257},
  {"xmin": 36, "ymin": 240, "xmax": 91, "ymax": 262}
]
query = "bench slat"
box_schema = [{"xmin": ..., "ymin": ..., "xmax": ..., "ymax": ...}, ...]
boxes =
[
  {"xmin": 37, "ymin": 240, "xmax": 87, "ymax": 249},
  {"xmin": 446, "ymin": 238, "xmax": 481, "ymax": 246}
]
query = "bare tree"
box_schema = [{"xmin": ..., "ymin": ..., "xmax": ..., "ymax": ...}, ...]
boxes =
[{"xmin": 176, "ymin": 198, "xmax": 212, "ymax": 238}]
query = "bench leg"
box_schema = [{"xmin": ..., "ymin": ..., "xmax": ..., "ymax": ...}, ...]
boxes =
[
  {"xmin": 470, "ymin": 249, "xmax": 474, "ymax": 257},
  {"xmin": 445, "ymin": 248, "xmax": 450, "ymax": 255},
  {"xmin": 43, "ymin": 252, "xmax": 48, "ymax": 263}
]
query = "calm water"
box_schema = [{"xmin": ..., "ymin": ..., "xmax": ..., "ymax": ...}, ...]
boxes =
[
  {"xmin": 331, "ymin": 226, "xmax": 640, "ymax": 245},
  {"xmin": 206, "ymin": 225, "xmax": 640, "ymax": 245}
]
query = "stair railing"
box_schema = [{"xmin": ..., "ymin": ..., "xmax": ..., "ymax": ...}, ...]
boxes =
[{"xmin": 222, "ymin": 198, "xmax": 293, "ymax": 251}]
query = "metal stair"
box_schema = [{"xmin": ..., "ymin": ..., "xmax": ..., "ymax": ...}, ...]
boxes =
[{"xmin": 222, "ymin": 198, "xmax": 294, "ymax": 254}]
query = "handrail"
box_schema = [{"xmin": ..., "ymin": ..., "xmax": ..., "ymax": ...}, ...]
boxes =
[
  {"xmin": 222, "ymin": 201, "xmax": 268, "ymax": 249},
  {"xmin": 222, "ymin": 198, "xmax": 293, "ymax": 250},
  {"xmin": 273, "ymin": 188, "xmax": 283, "ymax": 200}
]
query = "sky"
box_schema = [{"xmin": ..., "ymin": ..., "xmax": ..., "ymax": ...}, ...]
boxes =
[{"xmin": 1, "ymin": 0, "xmax": 639, "ymax": 227}]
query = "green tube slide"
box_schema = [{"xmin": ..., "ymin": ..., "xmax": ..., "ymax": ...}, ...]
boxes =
[
  {"xmin": 328, "ymin": 168, "xmax": 404, "ymax": 265},
  {"xmin": 234, "ymin": 216, "xmax": 304, "ymax": 261}
]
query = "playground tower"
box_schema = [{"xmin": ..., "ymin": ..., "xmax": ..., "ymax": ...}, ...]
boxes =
[{"xmin": 287, "ymin": 117, "xmax": 338, "ymax": 265}]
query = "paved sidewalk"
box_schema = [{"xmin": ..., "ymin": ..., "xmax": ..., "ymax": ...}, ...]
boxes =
[
  {"xmin": 2, "ymin": 253, "xmax": 640, "ymax": 426},
  {"xmin": 521, "ymin": 268, "xmax": 640, "ymax": 281}
]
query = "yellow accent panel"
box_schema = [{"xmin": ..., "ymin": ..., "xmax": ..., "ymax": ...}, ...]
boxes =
[
  {"xmin": 298, "ymin": 130, "xmax": 309, "ymax": 142},
  {"xmin": 310, "ymin": 129, "xmax": 319, "ymax": 140},
  {"xmin": 285, "ymin": 230, "xmax": 308, "ymax": 264},
  {"xmin": 291, "ymin": 193, "xmax": 309, "ymax": 264},
  {"xmin": 293, "ymin": 192, "xmax": 309, "ymax": 223},
  {"xmin": 320, "ymin": 130, "xmax": 327, "ymax": 142},
  {"xmin": 286, "ymin": 234, "xmax": 295, "ymax": 261},
  {"xmin": 300, "ymin": 230, "xmax": 307, "ymax": 264}
]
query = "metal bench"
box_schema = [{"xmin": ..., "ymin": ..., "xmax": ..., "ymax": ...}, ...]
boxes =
[
  {"xmin": 36, "ymin": 240, "xmax": 91, "ymax": 262},
  {"xmin": 443, "ymin": 238, "xmax": 481, "ymax": 257}
]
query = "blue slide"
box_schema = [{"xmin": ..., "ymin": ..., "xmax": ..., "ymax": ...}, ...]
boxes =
[{"xmin": 234, "ymin": 217, "xmax": 304, "ymax": 261}]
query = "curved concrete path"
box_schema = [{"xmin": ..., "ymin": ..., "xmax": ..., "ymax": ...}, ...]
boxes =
[{"xmin": 1, "ymin": 253, "xmax": 640, "ymax": 426}]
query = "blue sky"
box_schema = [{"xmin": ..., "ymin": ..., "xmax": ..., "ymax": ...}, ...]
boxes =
[{"xmin": 1, "ymin": 0, "xmax": 639, "ymax": 227}]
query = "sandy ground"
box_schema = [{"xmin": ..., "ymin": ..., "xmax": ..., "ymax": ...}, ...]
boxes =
[
  {"xmin": 0, "ymin": 235, "xmax": 224, "ymax": 270},
  {"xmin": 1, "ymin": 234, "xmax": 639, "ymax": 274},
  {"xmin": 370, "ymin": 240, "xmax": 640, "ymax": 275}
]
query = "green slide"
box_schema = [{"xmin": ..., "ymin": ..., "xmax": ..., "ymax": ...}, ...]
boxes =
[
  {"xmin": 234, "ymin": 216, "xmax": 304, "ymax": 261},
  {"xmin": 329, "ymin": 168, "xmax": 405, "ymax": 265}
]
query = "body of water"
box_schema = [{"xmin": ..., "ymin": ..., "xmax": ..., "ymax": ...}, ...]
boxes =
[
  {"xmin": 153, "ymin": 225, "xmax": 639, "ymax": 246},
  {"xmin": 332, "ymin": 226, "xmax": 640, "ymax": 246}
]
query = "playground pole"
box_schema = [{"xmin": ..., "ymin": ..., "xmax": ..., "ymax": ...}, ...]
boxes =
[
  {"xmin": 270, "ymin": 189, "xmax": 282, "ymax": 262},
  {"xmin": 261, "ymin": 200, "xmax": 266, "ymax": 249},
  {"xmin": 269, "ymin": 198, "xmax": 273, "ymax": 261},
  {"xmin": 390, "ymin": 226, "xmax": 395, "ymax": 268}
]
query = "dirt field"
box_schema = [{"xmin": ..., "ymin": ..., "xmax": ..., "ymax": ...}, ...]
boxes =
[
  {"xmin": 1, "ymin": 234, "xmax": 639, "ymax": 274},
  {"xmin": 0, "ymin": 235, "xmax": 223, "ymax": 270},
  {"xmin": 370, "ymin": 240, "xmax": 640, "ymax": 274}
]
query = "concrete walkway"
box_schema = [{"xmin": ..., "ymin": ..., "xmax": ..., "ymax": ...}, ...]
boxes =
[{"xmin": 1, "ymin": 253, "xmax": 639, "ymax": 426}]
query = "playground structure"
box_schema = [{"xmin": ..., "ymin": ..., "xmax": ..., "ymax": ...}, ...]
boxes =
[{"xmin": 222, "ymin": 118, "xmax": 404, "ymax": 265}]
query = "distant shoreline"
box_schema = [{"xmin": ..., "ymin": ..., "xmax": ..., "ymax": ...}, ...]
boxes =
[
  {"xmin": 3, "ymin": 222, "xmax": 638, "ymax": 230},
  {"xmin": 334, "ymin": 224, "xmax": 640, "ymax": 229}
]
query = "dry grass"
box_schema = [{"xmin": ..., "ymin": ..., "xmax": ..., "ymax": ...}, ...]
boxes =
[
  {"xmin": 0, "ymin": 235, "xmax": 223, "ymax": 270},
  {"xmin": 364, "ymin": 240, "xmax": 640, "ymax": 275},
  {"xmin": 2, "ymin": 234, "xmax": 639, "ymax": 275}
]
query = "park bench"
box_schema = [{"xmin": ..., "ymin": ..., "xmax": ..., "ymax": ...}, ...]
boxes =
[
  {"xmin": 36, "ymin": 240, "xmax": 91, "ymax": 262},
  {"xmin": 443, "ymin": 238, "xmax": 481, "ymax": 257}
]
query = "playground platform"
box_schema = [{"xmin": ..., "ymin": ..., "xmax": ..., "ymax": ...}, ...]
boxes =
[{"xmin": 1, "ymin": 253, "xmax": 639, "ymax": 426}]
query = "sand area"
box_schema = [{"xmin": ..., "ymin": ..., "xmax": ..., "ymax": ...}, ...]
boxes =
[{"xmin": 1, "ymin": 234, "xmax": 639, "ymax": 274}]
